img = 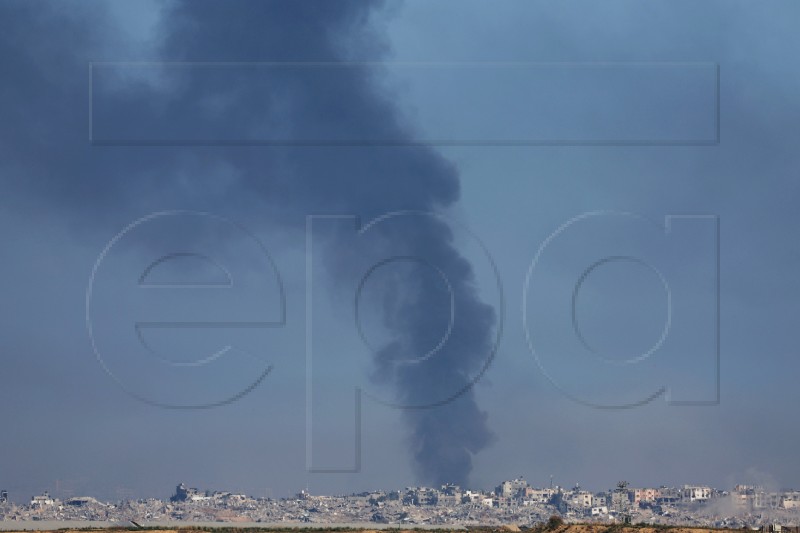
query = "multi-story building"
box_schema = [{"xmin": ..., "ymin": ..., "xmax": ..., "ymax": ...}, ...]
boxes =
[
  {"xmin": 565, "ymin": 490, "xmax": 593, "ymax": 509},
  {"xmin": 592, "ymin": 493, "xmax": 609, "ymax": 507},
  {"xmin": 523, "ymin": 487, "xmax": 556, "ymax": 504},
  {"xmin": 461, "ymin": 490, "xmax": 482, "ymax": 504},
  {"xmin": 656, "ymin": 486, "xmax": 681, "ymax": 505},
  {"xmin": 610, "ymin": 489, "xmax": 632, "ymax": 509},
  {"xmin": 782, "ymin": 491, "xmax": 800, "ymax": 509},
  {"xmin": 30, "ymin": 492, "xmax": 55, "ymax": 508},
  {"xmin": 754, "ymin": 491, "xmax": 782, "ymax": 509},
  {"xmin": 496, "ymin": 478, "xmax": 528, "ymax": 499},
  {"xmin": 632, "ymin": 488, "xmax": 660, "ymax": 504},
  {"xmin": 732, "ymin": 485, "xmax": 783, "ymax": 510},
  {"xmin": 732, "ymin": 485, "xmax": 757, "ymax": 509},
  {"xmin": 436, "ymin": 484, "xmax": 461, "ymax": 505},
  {"xmin": 681, "ymin": 485, "xmax": 712, "ymax": 503}
]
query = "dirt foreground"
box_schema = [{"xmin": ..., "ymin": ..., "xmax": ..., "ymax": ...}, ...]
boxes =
[{"xmin": 0, "ymin": 525, "xmax": 754, "ymax": 533}]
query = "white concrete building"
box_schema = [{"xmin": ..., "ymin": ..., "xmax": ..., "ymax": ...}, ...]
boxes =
[
  {"xmin": 682, "ymin": 485, "xmax": 711, "ymax": 502},
  {"xmin": 30, "ymin": 492, "xmax": 55, "ymax": 508}
]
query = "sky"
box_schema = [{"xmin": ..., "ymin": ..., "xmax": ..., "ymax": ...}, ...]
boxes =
[{"xmin": 1, "ymin": 0, "xmax": 800, "ymax": 504}]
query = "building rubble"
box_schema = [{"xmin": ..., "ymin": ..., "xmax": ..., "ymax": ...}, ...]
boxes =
[{"xmin": 2, "ymin": 479, "xmax": 799, "ymax": 528}]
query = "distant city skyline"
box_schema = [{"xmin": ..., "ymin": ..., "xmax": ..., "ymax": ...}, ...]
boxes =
[
  {"xmin": 2, "ymin": 476, "xmax": 797, "ymax": 506},
  {"xmin": 4, "ymin": 476, "xmax": 800, "ymax": 528}
]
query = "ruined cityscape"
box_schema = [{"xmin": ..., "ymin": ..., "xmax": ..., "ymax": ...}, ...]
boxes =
[{"xmin": 1, "ymin": 478, "xmax": 799, "ymax": 529}]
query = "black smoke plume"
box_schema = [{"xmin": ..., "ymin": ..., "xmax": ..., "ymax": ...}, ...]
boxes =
[{"xmin": 0, "ymin": 0, "xmax": 496, "ymax": 486}]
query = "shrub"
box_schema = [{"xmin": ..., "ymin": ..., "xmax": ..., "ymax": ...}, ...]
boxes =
[{"xmin": 546, "ymin": 515, "xmax": 564, "ymax": 531}]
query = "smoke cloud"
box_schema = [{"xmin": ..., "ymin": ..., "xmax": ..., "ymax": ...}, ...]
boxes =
[{"xmin": 0, "ymin": 0, "xmax": 496, "ymax": 486}]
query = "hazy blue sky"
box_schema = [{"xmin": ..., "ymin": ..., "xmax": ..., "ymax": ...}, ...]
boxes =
[{"xmin": 1, "ymin": 0, "xmax": 799, "ymax": 503}]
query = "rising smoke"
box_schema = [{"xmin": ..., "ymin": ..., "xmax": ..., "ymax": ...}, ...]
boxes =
[{"xmin": 0, "ymin": 0, "xmax": 496, "ymax": 486}]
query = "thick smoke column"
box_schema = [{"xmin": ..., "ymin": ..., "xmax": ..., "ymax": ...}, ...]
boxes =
[
  {"xmin": 156, "ymin": 0, "xmax": 497, "ymax": 486},
  {"xmin": 354, "ymin": 219, "xmax": 497, "ymax": 486},
  {"xmin": 0, "ymin": 0, "xmax": 496, "ymax": 485}
]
